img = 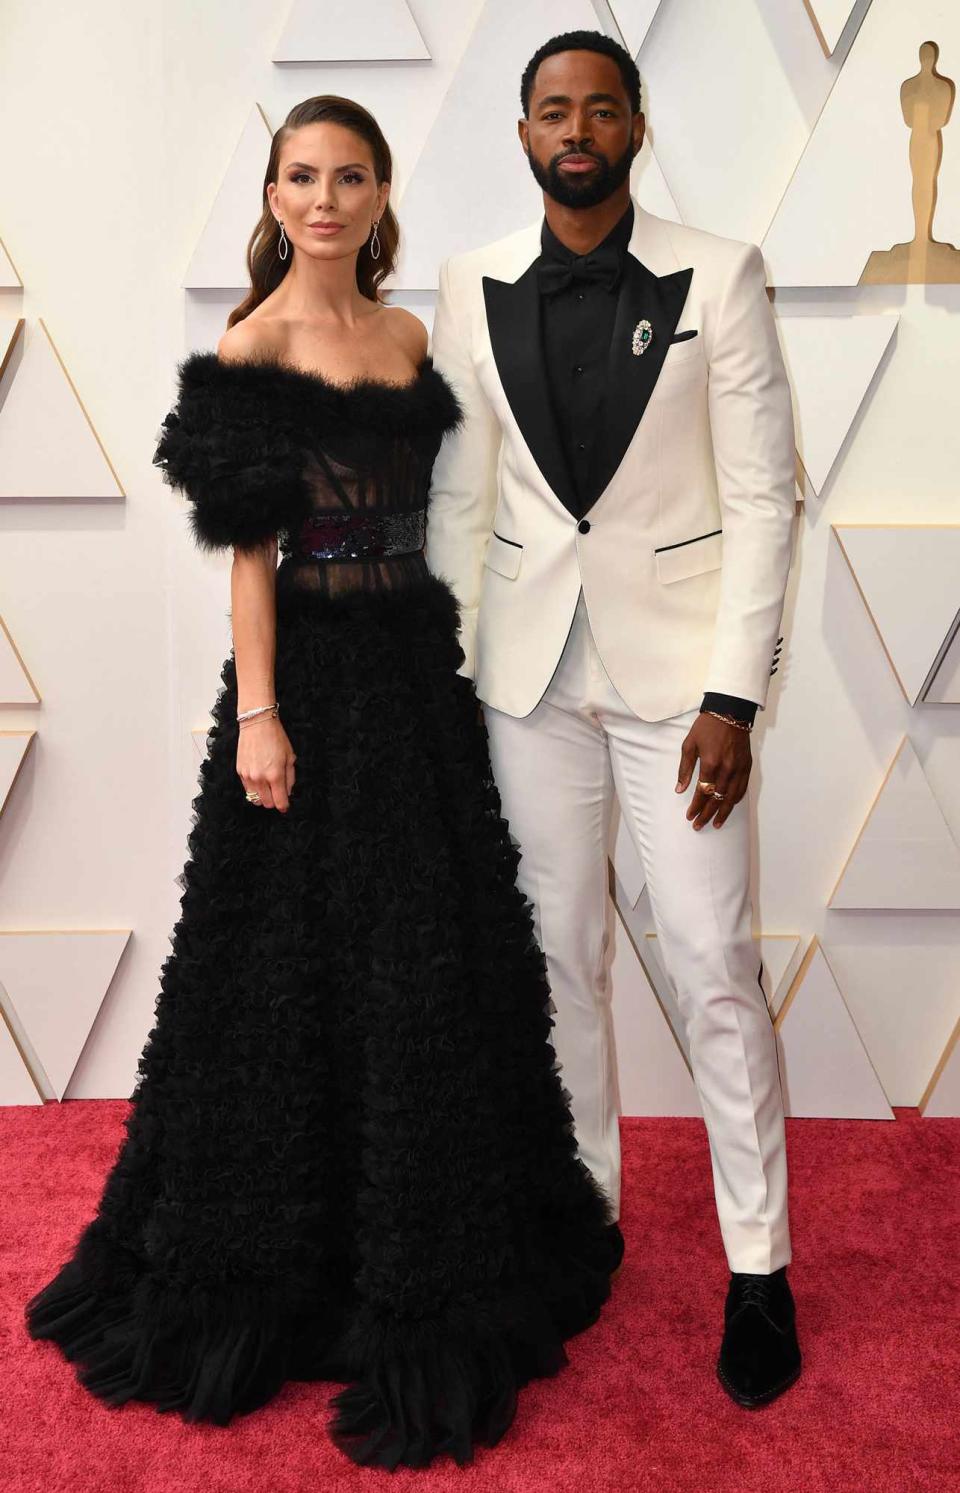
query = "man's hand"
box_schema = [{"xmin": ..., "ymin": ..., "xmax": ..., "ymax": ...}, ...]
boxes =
[{"xmin": 675, "ymin": 713, "xmax": 752, "ymax": 829}]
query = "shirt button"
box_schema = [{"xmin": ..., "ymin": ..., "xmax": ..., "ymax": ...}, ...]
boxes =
[
  {"xmin": 577, "ymin": 441, "xmax": 586, "ymax": 451},
  {"xmin": 577, "ymin": 292, "xmax": 584, "ymax": 301},
  {"xmin": 578, "ymin": 519, "xmax": 591, "ymax": 534},
  {"xmin": 573, "ymin": 365, "xmax": 584, "ymax": 376}
]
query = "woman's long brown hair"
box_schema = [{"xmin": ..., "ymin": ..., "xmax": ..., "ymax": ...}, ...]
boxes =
[{"xmin": 227, "ymin": 96, "xmax": 399, "ymax": 329}]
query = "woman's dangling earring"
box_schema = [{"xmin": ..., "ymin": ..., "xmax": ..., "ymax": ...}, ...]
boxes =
[
  {"xmin": 277, "ymin": 220, "xmax": 289, "ymax": 261},
  {"xmin": 369, "ymin": 218, "xmax": 381, "ymax": 261}
]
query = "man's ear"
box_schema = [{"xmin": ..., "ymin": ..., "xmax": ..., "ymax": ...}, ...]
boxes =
[{"xmin": 518, "ymin": 117, "xmax": 529, "ymax": 153}]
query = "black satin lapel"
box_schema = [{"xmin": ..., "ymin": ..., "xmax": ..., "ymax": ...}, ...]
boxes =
[
  {"xmin": 482, "ymin": 268, "xmax": 578, "ymax": 516},
  {"xmin": 589, "ymin": 259, "xmax": 694, "ymax": 507}
]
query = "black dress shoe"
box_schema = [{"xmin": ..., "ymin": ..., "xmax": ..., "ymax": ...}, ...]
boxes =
[{"xmin": 716, "ymin": 1265, "xmax": 801, "ymax": 1407}]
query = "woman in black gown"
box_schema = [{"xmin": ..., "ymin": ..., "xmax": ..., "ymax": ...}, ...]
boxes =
[{"xmin": 24, "ymin": 94, "xmax": 621, "ymax": 1470}]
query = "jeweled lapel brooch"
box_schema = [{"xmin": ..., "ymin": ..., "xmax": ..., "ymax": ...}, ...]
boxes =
[{"xmin": 632, "ymin": 318, "xmax": 654, "ymax": 356}]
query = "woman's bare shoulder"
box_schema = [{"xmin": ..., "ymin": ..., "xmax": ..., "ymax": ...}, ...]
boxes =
[
  {"xmin": 217, "ymin": 315, "xmax": 286, "ymax": 366},
  {"xmin": 381, "ymin": 303, "xmax": 429, "ymax": 365}
]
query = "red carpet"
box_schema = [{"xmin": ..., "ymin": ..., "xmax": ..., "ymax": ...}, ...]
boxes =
[{"xmin": 5, "ymin": 1102, "xmax": 958, "ymax": 1493}]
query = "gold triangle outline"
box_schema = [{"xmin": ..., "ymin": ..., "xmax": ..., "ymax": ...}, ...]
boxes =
[
  {"xmin": 828, "ymin": 733, "xmax": 960, "ymax": 908},
  {"xmin": 918, "ymin": 1012, "xmax": 960, "ymax": 1115},
  {"xmin": 37, "ymin": 318, "xmax": 125, "ymax": 497},
  {"xmin": 0, "ymin": 928, "xmax": 133, "ymax": 1100},
  {"xmin": 0, "ymin": 993, "xmax": 44, "ymax": 1101},
  {"xmin": 0, "ymin": 316, "xmax": 25, "ymax": 387},
  {"xmin": 184, "ymin": 103, "xmax": 274, "ymax": 289},
  {"xmin": 0, "ymin": 234, "xmax": 23, "ymax": 288},
  {"xmin": 833, "ymin": 523, "xmax": 960, "ymax": 705},
  {"xmin": 0, "ymin": 729, "xmax": 37, "ymax": 815},
  {"xmin": 271, "ymin": 6, "xmax": 430, "ymax": 63},
  {"xmin": 645, "ymin": 929, "xmax": 803, "ymax": 1018},
  {"xmin": 0, "ymin": 613, "xmax": 41, "ymax": 705},
  {"xmin": 774, "ymin": 933, "xmax": 894, "ymax": 1109},
  {"xmin": 801, "ymin": 0, "xmax": 833, "ymax": 57},
  {"xmin": 758, "ymin": 2, "xmax": 891, "ymax": 260}
]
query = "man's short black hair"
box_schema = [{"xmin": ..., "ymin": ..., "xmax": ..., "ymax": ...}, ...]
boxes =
[{"xmin": 520, "ymin": 30, "xmax": 642, "ymax": 118}]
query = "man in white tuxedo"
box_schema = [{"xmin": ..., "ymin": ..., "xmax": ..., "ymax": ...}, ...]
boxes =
[{"xmin": 426, "ymin": 29, "xmax": 801, "ymax": 1406}]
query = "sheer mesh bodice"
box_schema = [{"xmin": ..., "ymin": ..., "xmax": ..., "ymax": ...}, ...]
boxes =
[
  {"xmin": 277, "ymin": 409, "xmax": 426, "ymax": 600},
  {"xmin": 276, "ymin": 379, "xmax": 437, "ymax": 601},
  {"xmin": 152, "ymin": 352, "xmax": 463, "ymax": 595}
]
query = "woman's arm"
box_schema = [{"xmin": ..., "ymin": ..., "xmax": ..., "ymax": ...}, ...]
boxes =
[
  {"xmin": 230, "ymin": 537, "xmax": 296, "ymax": 814},
  {"xmin": 206, "ymin": 322, "xmax": 295, "ymax": 813}
]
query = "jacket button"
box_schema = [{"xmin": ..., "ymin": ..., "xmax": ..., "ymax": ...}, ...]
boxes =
[{"xmin": 578, "ymin": 519, "xmax": 591, "ymax": 534}]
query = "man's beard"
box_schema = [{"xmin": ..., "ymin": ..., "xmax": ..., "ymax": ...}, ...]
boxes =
[{"xmin": 526, "ymin": 140, "xmax": 635, "ymax": 209}]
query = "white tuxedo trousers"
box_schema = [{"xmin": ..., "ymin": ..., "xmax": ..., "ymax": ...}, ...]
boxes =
[{"xmin": 483, "ymin": 592, "xmax": 791, "ymax": 1274}]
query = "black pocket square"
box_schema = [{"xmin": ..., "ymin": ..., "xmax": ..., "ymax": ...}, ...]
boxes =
[{"xmin": 670, "ymin": 329, "xmax": 698, "ymax": 343}]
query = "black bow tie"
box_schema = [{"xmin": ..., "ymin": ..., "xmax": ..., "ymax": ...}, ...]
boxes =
[{"xmin": 537, "ymin": 242, "xmax": 623, "ymax": 297}]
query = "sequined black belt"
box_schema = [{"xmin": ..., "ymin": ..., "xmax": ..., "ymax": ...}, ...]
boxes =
[{"xmin": 293, "ymin": 509, "xmax": 426, "ymax": 561}]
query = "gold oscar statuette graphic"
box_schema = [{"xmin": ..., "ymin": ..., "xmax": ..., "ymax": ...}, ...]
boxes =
[{"xmin": 861, "ymin": 40, "xmax": 960, "ymax": 285}]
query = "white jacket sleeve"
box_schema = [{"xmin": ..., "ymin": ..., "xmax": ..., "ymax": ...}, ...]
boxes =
[
  {"xmin": 703, "ymin": 242, "xmax": 797, "ymax": 708},
  {"xmin": 425, "ymin": 257, "xmax": 503, "ymax": 680}
]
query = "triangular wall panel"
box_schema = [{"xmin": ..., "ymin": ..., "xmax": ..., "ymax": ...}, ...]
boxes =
[
  {"xmin": 0, "ymin": 616, "xmax": 40, "ymax": 704},
  {"xmin": 0, "ymin": 931, "xmax": 131, "ymax": 1100},
  {"xmin": 273, "ymin": 0, "xmax": 430, "ymax": 61},
  {"xmin": 0, "ymin": 732, "xmax": 36, "ymax": 818},
  {"xmin": 923, "ymin": 622, "xmax": 960, "ymax": 705},
  {"xmin": 0, "ymin": 319, "xmax": 124, "ymax": 498},
  {"xmin": 763, "ymin": 0, "xmax": 960, "ymax": 284},
  {"xmin": 185, "ymin": 105, "xmax": 274, "ymax": 290},
  {"xmin": 0, "ymin": 235, "xmax": 22, "ymax": 289},
  {"xmin": 920, "ymin": 1015, "xmax": 960, "ymax": 1117},
  {"xmin": 830, "ymin": 737, "xmax": 960, "ymax": 910},
  {"xmin": 608, "ymin": 0, "xmax": 665, "ymax": 56},
  {"xmin": 833, "ymin": 525, "xmax": 960, "ymax": 704},
  {"xmin": 0, "ymin": 1013, "xmax": 42, "ymax": 1105},
  {"xmin": 393, "ymin": 0, "xmax": 680, "ymax": 288},
  {"xmin": 778, "ymin": 315, "xmax": 897, "ymax": 496},
  {"xmin": 775, "ymin": 939, "xmax": 894, "ymax": 1118},
  {"xmin": 803, "ymin": 0, "xmax": 868, "ymax": 55},
  {"xmin": 191, "ymin": 725, "xmax": 213, "ymax": 759}
]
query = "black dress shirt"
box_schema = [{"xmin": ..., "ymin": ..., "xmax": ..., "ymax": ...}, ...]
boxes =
[{"xmin": 536, "ymin": 202, "xmax": 758, "ymax": 726}]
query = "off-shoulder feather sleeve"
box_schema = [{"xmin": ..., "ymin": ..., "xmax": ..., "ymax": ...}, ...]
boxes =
[{"xmin": 152, "ymin": 350, "xmax": 311, "ymax": 553}]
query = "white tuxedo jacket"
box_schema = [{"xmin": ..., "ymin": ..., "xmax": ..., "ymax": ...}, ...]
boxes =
[{"xmin": 425, "ymin": 199, "xmax": 797, "ymax": 721}]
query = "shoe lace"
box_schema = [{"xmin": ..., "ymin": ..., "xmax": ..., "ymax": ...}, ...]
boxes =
[{"xmin": 732, "ymin": 1274, "xmax": 775, "ymax": 1312}]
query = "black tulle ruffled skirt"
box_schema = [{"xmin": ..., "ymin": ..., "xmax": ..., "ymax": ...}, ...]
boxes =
[{"xmin": 24, "ymin": 572, "xmax": 618, "ymax": 1469}]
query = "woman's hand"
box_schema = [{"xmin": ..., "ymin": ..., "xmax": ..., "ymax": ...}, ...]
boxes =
[{"xmin": 237, "ymin": 717, "xmax": 297, "ymax": 812}]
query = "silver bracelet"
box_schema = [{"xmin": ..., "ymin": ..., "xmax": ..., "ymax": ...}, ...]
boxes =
[{"xmin": 237, "ymin": 702, "xmax": 278, "ymax": 723}]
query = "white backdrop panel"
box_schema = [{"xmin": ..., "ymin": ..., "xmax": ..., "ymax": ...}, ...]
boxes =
[
  {"xmin": 639, "ymin": 0, "xmax": 853, "ymax": 247},
  {"xmin": 777, "ymin": 314, "xmax": 898, "ymax": 496},
  {"xmin": 273, "ymin": 0, "xmax": 430, "ymax": 62},
  {"xmin": 764, "ymin": 0, "xmax": 960, "ymax": 285},
  {"xmin": 833, "ymin": 525, "xmax": 960, "ymax": 703}
]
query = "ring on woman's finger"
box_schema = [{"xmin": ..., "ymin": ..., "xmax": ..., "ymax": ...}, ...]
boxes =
[
  {"xmin": 245, "ymin": 790, "xmax": 262, "ymax": 806},
  {"xmin": 710, "ymin": 790, "xmax": 725, "ymax": 800}
]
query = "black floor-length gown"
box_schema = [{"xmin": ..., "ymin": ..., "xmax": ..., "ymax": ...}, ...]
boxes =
[{"xmin": 24, "ymin": 350, "xmax": 620, "ymax": 1470}]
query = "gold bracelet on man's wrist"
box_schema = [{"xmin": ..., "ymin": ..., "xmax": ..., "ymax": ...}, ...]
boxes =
[{"xmin": 701, "ymin": 708, "xmax": 753, "ymax": 733}]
